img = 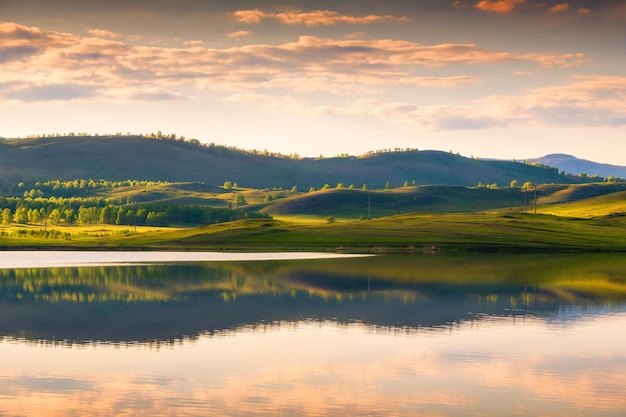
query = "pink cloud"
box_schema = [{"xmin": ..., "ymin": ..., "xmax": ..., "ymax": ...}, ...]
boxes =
[
  {"xmin": 478, "ymin": 75, "xmax": 626, "ymax": 128},
  {"xmin": 87, "ymin": 28, "xmax": 121, "ymax": 39},
  {"xmin": 548, "ymin": 3, "xmax": 570, "ymax": 13},
  {"xmin": 227, "ymin": 31, "xmax": 253, "ymax": 39},
  {"xmin": 0, "ymin": 23, "xmax": 588, "ymax": 107},
  {"xmin": 232, "ymin": 9, "xmax": 407, "ymax": 26},
  {"xmin": 474, "ymin": 0, "xmax": 525, "ymax": 14}
]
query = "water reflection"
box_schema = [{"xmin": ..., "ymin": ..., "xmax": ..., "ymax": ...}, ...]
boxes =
[
  {"xmin": 1, "ymin": 253, "xmax": 626, "ymax": 343},
  {"xmin": 0, "ymin": 253, "xmax": 625, "ymax": 416}
]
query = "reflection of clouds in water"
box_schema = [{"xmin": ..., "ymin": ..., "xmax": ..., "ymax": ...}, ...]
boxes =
[
  {"xmin": 1, "ymin": 317, "xmax": 625, "ymax": 417},
  {"xmin": 0, "ymin": 250, "xmax": 371, "ymax": 269}
]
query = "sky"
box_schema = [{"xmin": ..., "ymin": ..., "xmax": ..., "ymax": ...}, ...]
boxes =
[{"xmin": 1, "ymin": 0, "xmax": 625, "ymax": 164}]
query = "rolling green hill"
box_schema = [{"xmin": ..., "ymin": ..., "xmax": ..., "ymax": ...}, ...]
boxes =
[
  {"xmin": 263, "ymin": 186, "xmax": 527, "ymax": 219},
  {"xmin": 0, "ymin": 135, "xmax": 582, "ymax": 189},
  {"xmin": 537, "ymin": 189, "xmax": 626, "ymax": 218}
]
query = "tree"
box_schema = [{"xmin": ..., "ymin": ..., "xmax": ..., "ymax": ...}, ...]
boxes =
[
  {"xmin": 1, "ymin": 208, "xmax": 11, "ymax": 225},
  {"xmin": 384, "ymin": 181, "xmax": 391, "ymax": 189},
  {"xmin": 326, "ymin": 215, "xmax": 336, "ymax": 224},
  {"xmin": 27, "ymin": 208, "xmax": 41, "ymax": 224},
  {"xmin": 336, "ymin": 183, "xmax": 344, "ymax": 189},
  {"xmin": 291, "ymin": 186, "xmax": 298, "ymax": 192},
  {"xmin": 13, "ymin": 207, "xmax": 28, "ymax": 224},
  {"xmin": 100, "ymin": 204, "xmax": 117, "ymax": 224},
  {"xmin": 234, "ymin": 193, "xmax": 247, "ymax": 205},
  {"xmin": 403, "ymin": 181, "xmax": 409, "ymax": 187},
  {"xmin": 223, "ymin": 181, "xmax": 233, "ymax": 190},
  {"xmin": 510, "ymin": 179, "xmax": 518, "ymax": 188},
  {"xmin": 48, "ymin": 208, "xmax": 62, "ymax": 225},
  {"xmin": 116, "ymin": 207, "xmax": 128, "ymax": 225},
  {"xmin": 78, "ymin": 206, "xmax": 98, "ymax": 226},
  {"xmin": 147, "ymin": 211, "xmax": 168, "ymax": 226},
  {"xmin": 64, "ymin": 209, "xmax": 76, "ymax": 225}
]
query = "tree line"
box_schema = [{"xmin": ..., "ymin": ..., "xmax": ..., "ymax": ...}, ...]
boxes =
[
  {"xmin": 0, "ymin": 178, "xmax": 268, "ymax": 227},
  {"xmin": 0, "ymin": 202, "xmax": 267, "ymax": 227}
]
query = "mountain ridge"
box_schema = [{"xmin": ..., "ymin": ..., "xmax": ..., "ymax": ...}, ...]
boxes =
[
  {"xmin": 528, "ymin": 153, "xmax": 626, "ymax": 179},
  {"xmin": 0, "ymin": 135, "xmax": 593, "ymax": 189}
]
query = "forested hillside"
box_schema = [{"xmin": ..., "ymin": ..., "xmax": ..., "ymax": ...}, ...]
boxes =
[{"xmin": 0, "ymin": 135, "xmax": 582, "ymax": 189}]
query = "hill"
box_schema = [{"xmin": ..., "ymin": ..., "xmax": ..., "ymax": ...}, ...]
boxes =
[
  {"xmin": 263, "ymin": 186, "xmax": 527, "ymax": 218},
  {"xmin": 0, "ymin": 135, "xmax": 581, "ymax": 189},
  {"xmin": 529, "ymin": 154, "xmax": 626, "ymax": 179}
]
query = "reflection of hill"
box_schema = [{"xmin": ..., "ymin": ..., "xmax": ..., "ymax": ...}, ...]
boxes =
[{"xmin": 1, "ymin": 254, "xmax": 625, "ymax": 343}]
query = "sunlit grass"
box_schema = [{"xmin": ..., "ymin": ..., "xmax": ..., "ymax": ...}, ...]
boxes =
[{"xmin": 537, "ymin": 190, "xmax": 626, "ymax": 218}]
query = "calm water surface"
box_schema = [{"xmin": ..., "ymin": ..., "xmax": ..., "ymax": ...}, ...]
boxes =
[{"xmin": 0, "ymin": 252, "xmax": 625, "ymax": 416}]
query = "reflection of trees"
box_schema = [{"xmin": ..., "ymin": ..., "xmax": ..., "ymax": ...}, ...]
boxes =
[
  {"xmin": 1, "ymin": 254, "xmax": 626, "ymax": 344},
  {"xmin": 2, "ymin": 254, "xmax": 626, "ymax": 304}
]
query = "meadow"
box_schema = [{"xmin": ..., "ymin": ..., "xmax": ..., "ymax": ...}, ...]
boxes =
[{"xmin": 0, "ymin": 180, "xmax": 625, "ymax": 252}]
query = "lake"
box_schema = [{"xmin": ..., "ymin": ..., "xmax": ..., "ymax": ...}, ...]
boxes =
[{"xmin": 1, "ymin": 252, "xmax": 625, "ymax": 416}]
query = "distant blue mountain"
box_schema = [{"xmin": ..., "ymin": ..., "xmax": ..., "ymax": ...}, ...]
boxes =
[{"xmin": 528, "ymin": 154, "xmax": 626, "ymax": 179}]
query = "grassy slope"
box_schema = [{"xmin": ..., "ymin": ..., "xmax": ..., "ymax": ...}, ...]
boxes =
[
  {"xmin": 4, "ymin": 213, "xmax": 624, "ymax": 252},
  {"xmin": 537, "ymin": 189, "xmax": 626, "ymax": 218},
  {"xmin": 1, "ymin": 179, "xmax": 625, "ymax": 252},
  {"xmin": 263, "ymin": 186, "xmax": 527, "ymax": 219}
]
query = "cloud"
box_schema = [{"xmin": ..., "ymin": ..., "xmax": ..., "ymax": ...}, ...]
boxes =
[
  {"xmin": 232, "ymin": 9, "xmax": 408, "ymax": 26},
  {"xmin": 0, "ymin": 22, "xmax": 588, "ymax": 104},
  {"xmin": 478, "ymin": 75, "xmax": 626, "ymax": 128},
  {"xmin": 0, "ymin": 21, "xmax": 590, "ymax": 122},
  {"xmin": 548, "ymin": 3, "xmax": 570, "ymax": 13},
  {"xmin": 0, "ymin": 45, "xmax": 39, "ymax": 63},
  {"xmin": 2, "ymin": 83, "xmax": 98, "ymax": 102},
  {"xmin": 123, "ymin": 88, "xmax": 188, "ymax": 101},
  {"xmin": 474, "ymin": 0, "xmax": 525, "ymax": 13},
  {"xmin": 516, "ymin": 52, "xmax": 585, "ymax": 67},
  {"xmin": 227, "ymin": 31, "xmax": 253, "ymax": 39},
  {"xmin": 271, "ymin": 75, "xmax": 626, "ymax": 132},
  {"xmin": 0, "ymin": 22, "xmax": 43, "ymax": 41},
  {"xmin": 184, "ymin": 40, "xmax": 205, "ymax": 46},
  {"xmin": 87, "ymin": 28, "xmax": 121, "ymax": 39}
]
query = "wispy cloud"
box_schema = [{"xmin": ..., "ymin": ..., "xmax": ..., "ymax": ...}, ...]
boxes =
[
  {"xmin": 0, "ymin": 23, "xmax": 587, "ymax": 105},
  {"xmin": 4, "ymin": 83, "xmax": 99, "ymax": 102},
  {"xmin": 231, "ymin": 9, "xmax": 408, "ymax": 26},
  {"xmin": 87, "ymin": 28, "xmax": 121, "ymax": 39},
  {"xmin": 3, "ymin": 21, "xmax": 615, "ymax": 134},
  {"xmin": 245, "ymin": 75, "xmax": 626, "ymax": 131},
  {"xmin": 227, "ymin": 31, "xmax": 253, "ymax": 39},
  {"xmin": 548, "ymin": 3, "xmax": 570, "ymax": 13},
  {"xmin": 481, "ymin": 75, "xmax": 626, "ymax": 127},
  {"xmin": 474, "ymin": 0, "xmax": 526, "ymax": 14}
]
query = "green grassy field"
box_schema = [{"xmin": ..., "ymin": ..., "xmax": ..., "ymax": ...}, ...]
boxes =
[
  {"xmin": 2, "ymin": 211, "xmax": 624, "ymax": 252},
  {"xmin": 1, "ymin": 180, "xmax": 624, "ymax": 252}
]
